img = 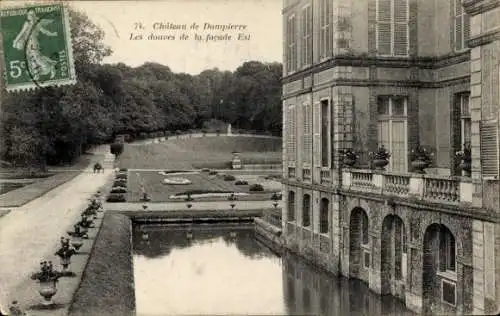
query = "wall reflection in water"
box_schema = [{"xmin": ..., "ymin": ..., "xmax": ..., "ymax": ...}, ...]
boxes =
[
  {"xmin": 133, "ymin": 223, "xmax": 415, "ymax": 316},
  {"xmin": 282, "ymin": 251, "xmax": 415, "ymax": 316}
]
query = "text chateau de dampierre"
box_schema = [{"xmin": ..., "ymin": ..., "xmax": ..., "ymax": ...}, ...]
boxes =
[{"xmin": 280, "ymin": 0, "xmax": 500, "ymax": 316}]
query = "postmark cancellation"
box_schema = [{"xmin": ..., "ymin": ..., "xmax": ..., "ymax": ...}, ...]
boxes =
[{"xmin": 0, "ymin": 3, "xmax": 76, "ymax": 91}]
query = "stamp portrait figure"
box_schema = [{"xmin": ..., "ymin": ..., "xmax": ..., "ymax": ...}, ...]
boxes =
[{"xmin": 12, "ymin": 9, "xmax": 58, "ymax": 81}]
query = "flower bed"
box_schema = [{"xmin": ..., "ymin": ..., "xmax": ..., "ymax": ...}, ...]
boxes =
[
  {"xmin": 162, "ymin": 178, "xmax": 192, "ymax": 185},
  {"xmin": 169, "ymin": 191, "xmax": 250, "ymax": 200},
  {"xmin": 158, "ymin": 170, "xmax": 200, "ymax": 176}
]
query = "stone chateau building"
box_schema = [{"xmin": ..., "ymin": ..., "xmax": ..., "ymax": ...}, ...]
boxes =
[{"xmin": 281, "ymin": 0, "xmax": 500, "ymax": 315}]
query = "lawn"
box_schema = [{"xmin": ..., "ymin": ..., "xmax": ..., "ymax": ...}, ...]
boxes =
[
  {"xmin": 126, "ymin": 171, "xmax": 281, "ymax": 202},
  {"xmin": 0, "ymin": 171, "xmax": 81, "ymax": 207},
  {"xmin": 116, "ymin": 135, "xmax": 282, "ymax": 170}
]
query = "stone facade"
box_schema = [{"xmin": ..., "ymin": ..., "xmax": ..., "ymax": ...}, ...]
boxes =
[{"xmin": 282, "ymin": 0, "xmax": 500, "ymax": 315}]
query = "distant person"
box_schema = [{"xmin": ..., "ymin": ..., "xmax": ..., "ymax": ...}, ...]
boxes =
[{"xmin": 93, "ymin": 162, "xmax": 103, "ymax": 173}]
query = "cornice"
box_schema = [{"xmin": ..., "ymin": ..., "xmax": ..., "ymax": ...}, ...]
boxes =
[
  {"xmin": 281, "ymin": 52, "xmax": 471, "ymax": 84},
  {"xmin": 462, "ymin": 0, "xmax": 500, "ymax": 16},
  {"xmin": 467, "ymin": 28, "xmax": 500, "ymax": 48},
  {"xmin": 282, "ymin": 76, "xmax": 470, "ymax": 99}
]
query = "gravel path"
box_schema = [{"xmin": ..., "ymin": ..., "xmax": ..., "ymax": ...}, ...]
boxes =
[{"xmin": 0, "ymin": 147, "xmax": 115, "ymax": 314}]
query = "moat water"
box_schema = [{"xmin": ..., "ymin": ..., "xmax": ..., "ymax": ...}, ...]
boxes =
[{"xmin": 132, "ymin": 223, "xmax": 415, "ymax": 316}]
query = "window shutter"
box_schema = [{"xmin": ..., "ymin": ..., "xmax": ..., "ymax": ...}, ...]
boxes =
[
  {"xmin": 393, "ymin": 0, "xmax": 408, "ymax": 56},
  {"xmin": 377, "ymin": 0, "xmax": 392, "ymax": 55},
  {"xmin": 303, "ymin": 103, "xmax": 312, "ymax": 164},
  {"xmin": 455, "ymin": 16, "xmax": 463, "ymax": 51},
  {"xmin": 463, "ymin": 14, "xmax": 470, "ymax": 47},
  {"xmin": 480, "ymin": 119, "xmax": 499, "ymax": 179},
  {"xmin": 313, "ymin": 101, "xmax": 321, "ymax": 167}
]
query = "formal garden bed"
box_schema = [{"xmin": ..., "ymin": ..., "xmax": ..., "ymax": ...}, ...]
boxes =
[{"xmin": 122, "ymin": 171, "xmax": 281, "ymax": 203}]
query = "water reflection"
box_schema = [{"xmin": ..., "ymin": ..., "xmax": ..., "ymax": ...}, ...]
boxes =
[
  {"xmin": 133, "ymin": 223, "xmax": 275, "ymax": 260},
  {"xmin": 133, "ymin": 223, "xmax": 414, "ymax": 316},
  {"xmin": 133, "ymin": 224, "xmax": 284, "ymax": 315},
  {"xmin": 282, "ymin": 251, "xmax": 415, "ymax": 316}
]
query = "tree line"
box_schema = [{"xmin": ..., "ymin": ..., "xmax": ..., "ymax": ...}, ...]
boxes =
[{"xmin": 0, "ymin": 9, "xmax": 282, "ymax": 169}]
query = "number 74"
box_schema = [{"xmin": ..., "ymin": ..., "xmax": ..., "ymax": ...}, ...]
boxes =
[{"xmin": 9, "ymin": 60, "xmax": 27, "ymax": 79}]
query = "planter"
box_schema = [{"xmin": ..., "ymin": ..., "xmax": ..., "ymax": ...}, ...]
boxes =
[
  {"xmin": 273, "ymin": 202, "xmax": 279, "ymax": 208},
  {"xmin": 343, "ymin": 157, "xmax": 357, "ymax": 167},
  {"xmin": 71, "ymin": 237, "xmax": 83, "ymax": 251},
  {"xmin": 373, "ymin": 158, "xmax": 389, "ymax": 170},
  {"xmin": 411, "ymin": 159, "xmax": 430, "ymax": 174},
  {"xmin": 230, "ymin": 203, "xmax": 236, "ymax": 209},
  {"xmin": 460, "ymin": 160, "xmax": 471, "ymax": 173},
  {"xmin": 39, "ymin": 281, "xmax": 57, "ymax": 306},
  {"xmin": 60, "ymin": 257, "xmax": 71, "ymax": 273}
]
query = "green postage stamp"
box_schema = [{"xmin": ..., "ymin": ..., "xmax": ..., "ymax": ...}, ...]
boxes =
[{"xmin": 0, "ymin": 3, "xmax": 76, "ymax": 91}]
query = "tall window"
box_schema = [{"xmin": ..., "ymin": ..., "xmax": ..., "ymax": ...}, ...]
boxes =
[
  {"xmin": 321, "ymin": 99, "xmax": 331, "ymax": 167},
  {"xmin": 320, "ymin": 198, "xmax": 329, "ymax": 233},
  {"xmin": 286, "ymin": 104, "xmax": 296, "ymax": 162},
  {"xmin": 453, "ymin": 0, "xmax": 470, "ymax": 51},
  {"xmin": 361, "ymin": 212, "xmax": 369, "ymax": 245},
  {"xmin": 394, "ymin": 220, "xmax": 405, "ymax": 280},
  {"xmin": 319, "ymin": 0, "xmax": 332, "ymax": 59},
  {"xmin": 303, "ymin": 103, "xmax": 312, "ymax": 164},
  {"xmin": 302, "ymin": 194, "xmax": 311, "ymax": 227},
  {"xmin": 376, "ymin": 0, "xmax": 409, "ymax": 56},
  {"xmin": 301, "ymin": 5, "xmax": 312, "ymax": 66},
  {"xmin": 459, "ymin": 93, "xmax": 471, "ymax": 148},
  {"xmin": 439, "ymin": 226, "xmax": 456, "ymax": 273},
  {"xmin": 287, "ymin": 15, "xmax": 297, "ymax": 72},
  {"xmin": 288, "ymin": 191, "xmax": 296, "ymax": 221},
  {"xmin": 377, "ymin": 96, "xmax": 408, "ymax": 172}
]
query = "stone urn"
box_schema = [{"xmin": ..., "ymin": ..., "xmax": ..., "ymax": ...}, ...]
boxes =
[
  {"xmin": 39, "ymin": 281, "xmax": 57, "ymax": 306},
  {"xmin": 410, "ymin": 159, "xmax": 430, "ymax": 174},
  {"xmin": 272, "ymin": 202, "xmax": 279, "ymax": 208},
  {"xmin": 373, "ymin": 159, "xmax": 389, "ymax": 170},
  {"xmin": 343, "ymin": 157, "xmax": 357, "ymax": 167},
  {"xmin": 31, "ymin": 261, "xmax": 61, "ymax": 306},
  {"xmin": 55, "ymin": 237, "xmax": 77, "ymax": 276},
  {"xmin": 71, "ymin": 236, "xmax": 84, "ymax": 251},
  {"xmin": 460, "ymin": 160, "xmax": 472, "ymax": 173}
]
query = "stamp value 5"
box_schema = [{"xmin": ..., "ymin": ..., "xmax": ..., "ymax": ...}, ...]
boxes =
[{"xmin": 1, "ymin": 3, "xmax": 76, "ymax": 91}]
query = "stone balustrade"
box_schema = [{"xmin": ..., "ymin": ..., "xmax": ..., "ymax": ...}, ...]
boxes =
[
  {"xmin": 302, "ymin": 168, "xmax": 312, "ymax": 182},
  {"xmin": 342, "ymin": 169, "xmax": 473, "ymax": 206},
  {"xmin": 320, "ymin": 169, "xmax": 332, "ymax": 184},
  {"xmin": 288, "ymin": 167, "xmax": 296, "ymax": 179}
]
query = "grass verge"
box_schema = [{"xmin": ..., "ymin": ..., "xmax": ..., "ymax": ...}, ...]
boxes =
[
  {"xmin": 68, "ymin": 212, "xmax": 135, "ymax": 316},
  {"xmin": 0, "ymin": 171, "xmax": 81, "ymax": 207}
]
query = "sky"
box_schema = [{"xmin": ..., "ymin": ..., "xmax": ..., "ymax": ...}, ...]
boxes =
[{"xmin": 68, "ymin": 0, "xmax": 283, "ymax": 74}]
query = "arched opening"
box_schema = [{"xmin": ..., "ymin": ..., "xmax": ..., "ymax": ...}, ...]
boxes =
[
  {"xmin": 380, "ymin": 215, "xmax": 406, "ymax": 297},
  {"xmin": 302, "ymin": 194, "xmax": 311, "ymax": 227},
  {"xmin": 287, "ymin": 191, "xmax": 296, "ymax": 221},
  {"xmin": 349, "ymin": 207, "xmax": 369, "ymax": 280},
  {"xmin": 422, "ymin": 224, "xmax": 457, "ymax": 314},
  {"xmin": 320, "ymin": 198, "xmax": 329, "ymax": 233}
]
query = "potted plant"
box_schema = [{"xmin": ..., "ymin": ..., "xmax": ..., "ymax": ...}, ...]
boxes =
[
  {"xmin": 78, "ymin": 215, "xmax": 94, "ymax": 234},
  {"xmin": 228, "ymin": 193, "xmax": 237, "ymax": 209},
  {"xmin": 341, "ymin": 149, "xmax": 359, "ymax": 167},
  {"xmin": 31, "ymin": 261, "xmax": 62, "ymax": 306},
  {"xmin": 55, "ymin": 237, "xmax": 77, "ymax": 276},
  {"xmin": 410, "ymin": 144, "xmax": 434, "ymax": 174},
  {"xmin": 369, "ymin": 146, "xmax": 391, "ymax": 170},
  {"xmin": 271, "ymin": 192, "xmax": 280, "ymax": 208},
  {"xmin": 68, "ymin": 224, "xmax": 88, "ymax": 241},
  {"xmin": 455, "ymin": 143, "xmax": 472, "ymax": 176}
]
